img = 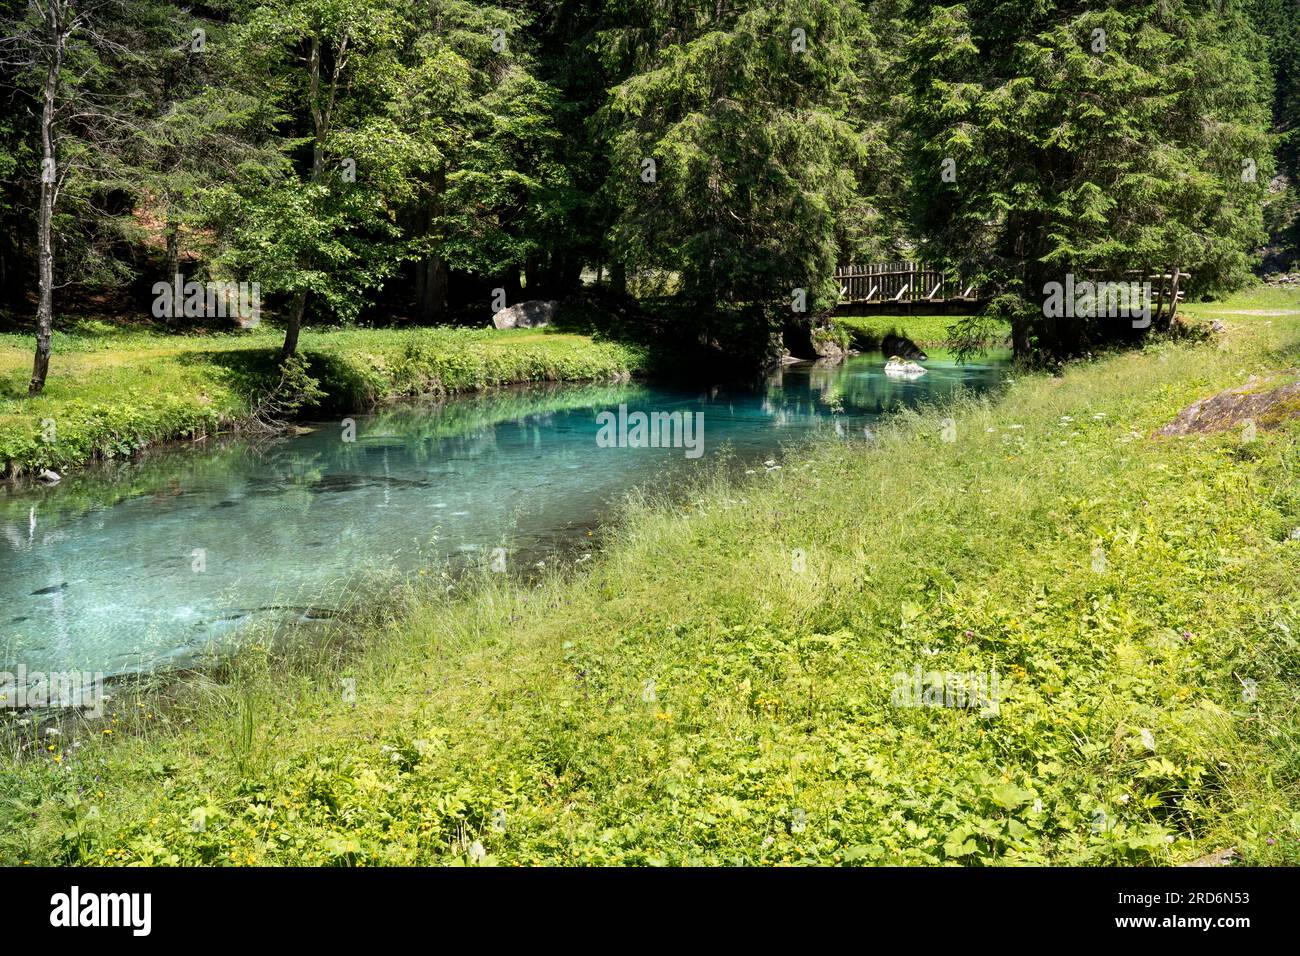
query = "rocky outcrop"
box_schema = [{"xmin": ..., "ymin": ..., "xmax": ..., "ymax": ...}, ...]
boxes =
[
  {"xmin": 1156, "ymin": 373, "xmax": 1300, "ymax": 436},
  {"xmin": 812, "ymin": 335, "xmax": 847, "ymax": 360},
  {"xmin": 492, "ymin": 299, "xmax": 558, "ymax": 330}
]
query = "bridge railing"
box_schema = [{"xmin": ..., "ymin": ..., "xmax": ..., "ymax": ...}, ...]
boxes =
[
  {"xmin": 835, "ymin": 263, "xmax": 1187, "ymax": 315},
  {"xmin": 834, "ymin": 261, "xmax": 978, "ymax": 304}
]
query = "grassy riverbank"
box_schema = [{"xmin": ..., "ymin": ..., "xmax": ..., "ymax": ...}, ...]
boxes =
[
  {"xmin": 834, "ymin": 313, "xmax": 1013, "ymax": 351},
  {"xmin": 0, "ymin": 324, "xmax": 646, "ymax": 477},
  {"xmin": 3, "ymin": 288, "xmax": 1299, "ymax": 866}
]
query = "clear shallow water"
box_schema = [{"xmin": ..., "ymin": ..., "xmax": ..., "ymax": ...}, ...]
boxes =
[{"xmin": 0, "ymin": 351, "xmax": 1007, "ymax": 678}]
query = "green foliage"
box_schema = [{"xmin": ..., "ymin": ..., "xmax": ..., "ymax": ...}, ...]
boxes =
[
  {"xmin": 835, "ymin": 312, "xmax": 1012, "ymax": 350},
  {"xmin": 600, "ymin": 0, "xmax": 902, "ymax": 331},
  {"xmin": 906, "ymin": 0, "xmax": 1276, "ymax": 359},
  {"xmin": 0, "ymin": 0, "xmax": 1290, "ymax": 369}
]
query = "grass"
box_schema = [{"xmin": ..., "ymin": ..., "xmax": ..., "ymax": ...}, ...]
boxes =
[
  {"xmin": 0, "ymin": 322, "xmax": 647, "ymax": 477},
  {"xmin": 1182, "ymin": 285, "xmax": 1300, "ymax": 314},
  {"xmin": 834, "ymin": 313, "xmax": 1013, "ymax": 351},
  {"xmin": 2, "ymin": 287, "xmax": 1300, "ymax": 866}
]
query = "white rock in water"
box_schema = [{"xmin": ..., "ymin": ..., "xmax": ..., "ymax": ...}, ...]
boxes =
[
  {"xmin": 37, "ymin": 469, "xmax": 61, "ymax": 485},
  {"xmin": 492, "ymin": 299, "xmax": 558, "ymax": 329},
  {"xmin": 884, "ymin": 356, "xmax": 927, "ymax": 377}
]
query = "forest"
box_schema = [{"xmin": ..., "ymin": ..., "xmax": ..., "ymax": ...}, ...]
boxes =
[{"xmin": 1, "ymin": 0, "xmax": 1297, "ymax": 386}]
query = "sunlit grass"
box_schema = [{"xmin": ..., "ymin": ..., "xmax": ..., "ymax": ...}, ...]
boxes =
[{"xmin": 834, "ymin": 313, "xmax": 1013, "ymax": 349}]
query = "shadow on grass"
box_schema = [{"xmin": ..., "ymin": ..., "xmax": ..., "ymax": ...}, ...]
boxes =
[
  {"xmin": 173, "ymin": 344, "xmax": 384, "ymax": 415},
  {"xmin": 0, "ymin": 370, "xmax": 33, "ymax": 401}
]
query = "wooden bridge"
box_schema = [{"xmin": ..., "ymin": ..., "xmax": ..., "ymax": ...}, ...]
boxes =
[
  {"xmin": 834, "ymin": 261, "xmax": 980, "ymax": 313},
  {"xmin": 834, "ymin": 261, "xmax": 1186, "ymax": 321}
]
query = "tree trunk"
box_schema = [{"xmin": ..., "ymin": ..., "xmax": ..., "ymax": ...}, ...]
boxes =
[
  {"xmin": 165, "ymin": 218, "xmax": 180, "ymax": 281},
  {"xmin": 523, "ymin": 255, "xmax": 541, "ymax": 298},
  {"xmin": 415, "ymin": 255, "xmax": 448, "ymax": 322},
  {"xmin": 163, "ymin": 216, "xmax": 180, "ymax": 326},
  {"xmin": 280, "ymin": 290, "xmax": 306, "ymax": 361},
  {"xmin": 550, "ymin": 253, "xmax": 581, "ymax": 297},
  {"xmin": 29, "ymin": 14, "xmax": 63, "ymax": 395},
  {"xmin": 413, "ymin": 169, "xmax": 447, "ymax": 321},
  {"xmin": 283, "ymin": 35, "xmax": 327, "ymax": 361}
]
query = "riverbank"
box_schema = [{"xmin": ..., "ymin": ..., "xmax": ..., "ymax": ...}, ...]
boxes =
[
  {"xmin": 834, "ymin": 313, "xmax": 1012, "ymax": 352},
  {"xmin": 3, "ymin": 288, "xmax": 1299, "ymax": 866},
  {"xmin": 0, "ymin": 324, "xmax": 646, "ymax": 478}
]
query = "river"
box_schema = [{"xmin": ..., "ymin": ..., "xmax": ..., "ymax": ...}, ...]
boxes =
[{"xmin": 0, "ymin": 350, "xmax": 1007, "ymax": 680}]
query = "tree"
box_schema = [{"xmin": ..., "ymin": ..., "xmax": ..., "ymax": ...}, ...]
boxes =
[
  {"xmin": 1250, "ymin": 0, "xmax": 1300, "ymax": 260},
  {"xmin": 213, "ymin": 0, "xmax": 410, "ymax": 359},
  {"xmin": 0, "ymin": 0, "xmax": 178, "ymax": 392},
  {"xmin": 123, "ymin": 5, "xmax": 281, "ymax": 292},
  {"xmin": 906, "ymin": 0, "xmax": 1274, "ymax": 361},
  {"xmin": 597, "ymin": 0, "xmax": 901, "ymax": 358}
]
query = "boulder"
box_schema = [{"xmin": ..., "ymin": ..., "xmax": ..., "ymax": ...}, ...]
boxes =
[
  {"xmin": 812, "ymin": 336, "xmax": 847, "ymax": 360},
  {"xmin": 492, "ymin": 299, "xmax": 558, "ymax": 330},
  {"xmin": 1156, "ymin": 373, "xmax": 1300, "ymax": 436},
  {"xmin": 1177, "ymin": 847, "xmax": 1238, "ymax": 868}
]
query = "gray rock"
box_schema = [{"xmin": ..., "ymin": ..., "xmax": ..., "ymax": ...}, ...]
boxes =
[
  {"xmin": 1155, "ymin": 374, "xmax": 1300, "ymax": 437},
  {"xmin": 1177, "ymin": 847, "xmax": 1238, "ymax": 867},
  {"xmin": 492, "ymin": 299, "xmax": 558, "ymax": 330}
]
